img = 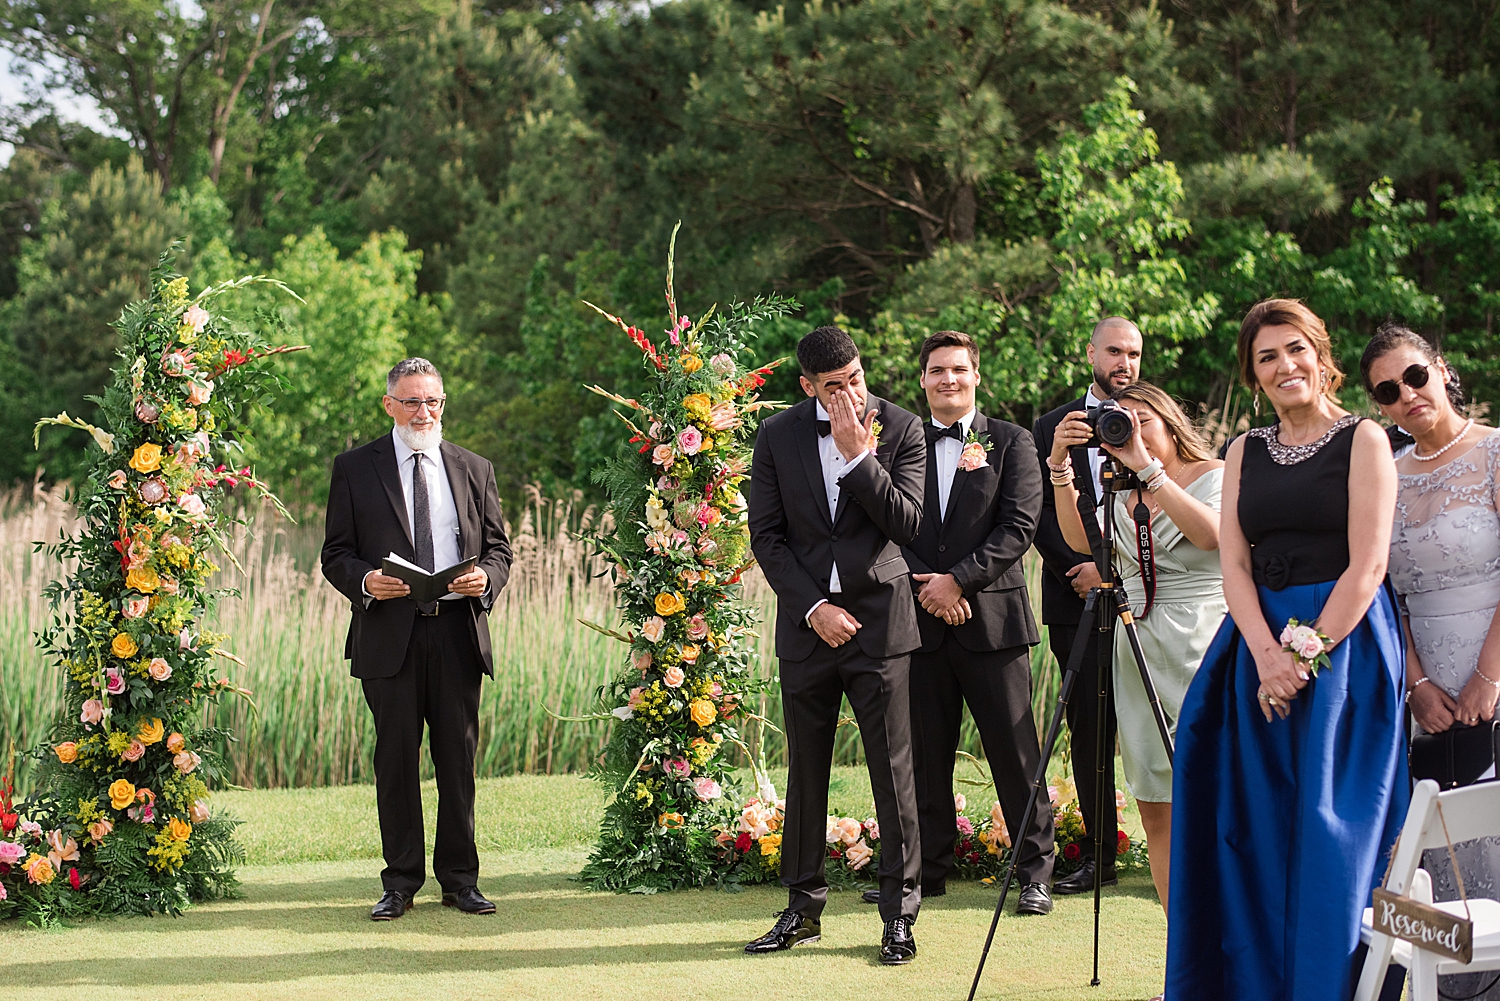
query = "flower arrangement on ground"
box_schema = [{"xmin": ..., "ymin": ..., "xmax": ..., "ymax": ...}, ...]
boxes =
[
  {"xmin": 571, "ymin": 229, "xmax": 794, "ymax": 892},
  {"xmin": 5, "ymin": 252, "xmax": 301, "ymax": 924}
]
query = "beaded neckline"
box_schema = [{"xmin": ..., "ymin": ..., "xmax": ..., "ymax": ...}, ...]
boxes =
[{"xmin": 1248, "ymin": 414, "xmax": 1359, "ymax": 466}]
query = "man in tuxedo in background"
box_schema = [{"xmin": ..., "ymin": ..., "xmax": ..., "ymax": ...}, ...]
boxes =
[
  {"xmin": 862, "ymin": 330, "xmax": 1055, "ymax": 914},
  {"xmin": 322, "ymin": 358, "xmax": 513, "ymax": 921},
  {"xmin": 1031, "ymin": 317, "xmax": 1142, "ymax": 895},
  {"xmin": 746, "ymin": 326, "xmax": 927, "ymax": 965}
]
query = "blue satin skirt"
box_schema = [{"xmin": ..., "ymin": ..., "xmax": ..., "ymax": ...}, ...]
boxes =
[{"xmin": 1164, "ymin": 582, "xmax": 1408, "ymax": 1001}]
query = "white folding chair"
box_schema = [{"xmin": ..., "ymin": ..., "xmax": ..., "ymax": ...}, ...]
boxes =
[{"xmin": 1354, "ymin": 778, "xmax": 1500, "ymax": 1001}]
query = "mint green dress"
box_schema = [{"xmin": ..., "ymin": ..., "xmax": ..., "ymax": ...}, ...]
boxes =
[{"xmin": 1110, "ymin": 467, "xmax": 1226, "ymax": 803}]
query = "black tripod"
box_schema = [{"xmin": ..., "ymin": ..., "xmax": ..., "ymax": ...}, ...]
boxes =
[{"xmin": 967, "ymin": 454, "xmax": 1176, "ymax": 999}]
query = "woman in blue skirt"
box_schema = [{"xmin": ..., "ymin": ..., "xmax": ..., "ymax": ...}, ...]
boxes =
[{"xmin": 1165, "ymin": 299, "xmax": 1407, "ymax": 1001}]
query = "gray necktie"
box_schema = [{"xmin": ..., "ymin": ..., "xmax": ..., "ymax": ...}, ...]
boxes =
[{"xmin": 412, "ymin": 453, "xmax": 437, "ymax": 613}]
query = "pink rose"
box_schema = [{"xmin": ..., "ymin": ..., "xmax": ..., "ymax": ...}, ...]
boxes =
[
  {"xmin": 178, "ymin": 628, "xmax": 192, "ymax": 649},
  {"xmin": 641, "ymin": 617, "xmax": 665, "ymax": 644},
  {"xmin": 80, "ymin": 699, "xmax": 104, "ymax": 725},
  {"xmin": 186, "ymin": 381, "xmax": 212, "ymax": 406},
  {"xmin": 652, "ymin": 444, "xmax": 676, "ymax": 467},
  {"xmin": 632, "ymin": 649, "xmax": 652, "ymax": 674},
  {"xmin": 862, "ymin": 818, "xmax": 880, "ymax": 840},
  {"xmin": 956, "ymin": 815, "xmax": 975, "ymax": 835},
  {"xmin": 0, "ymin": 841, "xmax": 23, "ymax": 864},
  {"xmin": 128, "ymin": 800, "xmax": 155, "ymax": 824},
  {"xmin": 833, "ymin": 817, "xmax": 862, "ymax": 846},
  {"xmin": 105, "ymin": 668, "xmax": 126, "ymax": 695},
  {"xmin": 122, "ymin": 596, "xmax": 150, "ymax": 619},
  {"xmin": 687, "ymin": 614, "xmax": 708, "ymax": 640},
  {"xmin": 18, "ymin": 820, "xmax": 41, "ymax": 839},
  {"xmin": 160, "ymin": 576, "xmax": 179, "ymax": 596},
  {"xmin": 958, "ymin": 441, "xmax": 987, "ymax": 472},
  {"xmin": 121, "ymin": 740, "xmax": 146, "ymax": 762},
  {"xmin": 709, "ymin": 681, "xmax": 723, "ymax": 698},
  {"xmin": 175, "ymin": 441, "xmax": 201, "ymax": 466},
  {"xmin": 107, "ymin": 469, "xmax": 128, "ymax": 490},
  {"xmin": 710, "ymin": 353, "xmax": 735, "ymax": 376},
  {"xmin": 182, "ymin": 305, "xmax": 210, "ymax": 333},
  {"xmin": 845, "ymin": 839, "xmax": 874, "ymax": 870},
  {"xmin": 1287, "ymin": 625, "xmax": 1323, "ymax": 661},
  {"xmin": 190, "ymin": 800, "xmax": 211, "ymax": 823},
  {"xmin": 147, "ymin": 658, "xmax": 172, "ymax": 682},
  {"xmin": 177, "ymin": 493, "xmax": 206, "ymax": 517},
  {"xmin": 173, "ymin": 750, "xmax": 200, "ymax": 774},
  {"xmin": 677, "ymin": 427, "xmax": 703, "ymax": 455},
  {"xmin": 692, "ymin": 776, "xmax": 723, "ymax": 801},
  {"xmin": 626, "ymin": 687, "xmax": 646, "ymax": 710},
  {"xmin": 664, "ymin": 757, "xmax": 691, "ymax": 779},
  {"xmin": 663, "ymin": 665, "xmax": 685, "ymax": 688},
  {"xmin": 126, "ymin": 538, "xmax": 151, "ymax": 568},
  {"xmin": 135, "ymin": 399, "xmax": 159, "ymax": 424}
]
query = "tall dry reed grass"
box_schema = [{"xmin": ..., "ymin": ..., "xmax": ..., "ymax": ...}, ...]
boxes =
[{"xmin": 0, "ymin": 487, "xmax": 1062, "ymax": 789}]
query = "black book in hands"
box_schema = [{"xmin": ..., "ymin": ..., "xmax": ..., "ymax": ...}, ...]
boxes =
[{"xmin": 381, "ymin": 553, "xmax": 477, "ymax": 604}]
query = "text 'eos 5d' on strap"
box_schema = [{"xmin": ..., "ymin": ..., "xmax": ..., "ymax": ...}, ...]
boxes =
[{"xmin": 1133, "ymin": 498, "xmax": 1156, "ymax": 620}]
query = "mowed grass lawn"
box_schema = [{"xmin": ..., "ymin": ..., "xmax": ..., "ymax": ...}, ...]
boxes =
[{"xmin": 0, "ymin": 768, "xmax": 1168, "ymax": 1001}]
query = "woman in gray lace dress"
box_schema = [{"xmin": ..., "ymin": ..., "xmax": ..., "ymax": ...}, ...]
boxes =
[{"xmin": 1362, "ymin": 323, "xmax": 1500, "ymax": 1001}]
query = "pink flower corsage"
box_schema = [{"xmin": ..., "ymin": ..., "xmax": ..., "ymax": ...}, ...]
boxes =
[{"xmin": 1280, "ymin": 618, "xmax": 1332, "ymax": 675}]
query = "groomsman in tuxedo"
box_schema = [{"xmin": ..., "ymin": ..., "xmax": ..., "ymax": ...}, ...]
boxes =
[
  {"xmin": 862, "ymin": 331, "xmax": 1055, "ymax": 914},
  {"xmin": 746, "ymin": 326, "xmax": 927, "ymax": 965},
  {"xmin": 1031, "ymin": 317, "xmax": 1141, "ymax": 894},
  {"xmin": 321, "ymin": 358, "xmax": 513, "ymax": 921}
]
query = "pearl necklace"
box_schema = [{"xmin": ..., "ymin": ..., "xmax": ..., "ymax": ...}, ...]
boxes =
[{"xmin": 1413, "ymin": 419, "xmax": 1475, "ymax": 462}]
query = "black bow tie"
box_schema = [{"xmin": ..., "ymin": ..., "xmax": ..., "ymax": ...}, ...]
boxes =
[
  {"xmin": 927, "ymin": 422, "xmax": 964, "ymax": 443},
  {"xmin": 816, "ymin": 420, "xmax": 831, "ymax": 438}
]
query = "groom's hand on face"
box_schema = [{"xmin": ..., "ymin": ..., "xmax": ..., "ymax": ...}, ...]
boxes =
[
  {"xmin": 829, "ymin": 389, "xmax": 875, "ymax": 462},
  {"xmin": 810, "ymin": 602, "xmax": 861, "ymax": 647}
]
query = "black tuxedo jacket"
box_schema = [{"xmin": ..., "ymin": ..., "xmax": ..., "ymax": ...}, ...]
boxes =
[
  {"xmin": 749, "ymin": 395, "xmax": 926, "ymax": 663},
  {"xmin": 321, "ymin": 434, "xmax": 513, "ymax": 679},
  {"xmin": 903, "ymin": 412, "xmax": 1042, "ymax": 654},
  {"xmin": 1032, "ymin": 397, "xmax": 1098, "ymax": 627}
]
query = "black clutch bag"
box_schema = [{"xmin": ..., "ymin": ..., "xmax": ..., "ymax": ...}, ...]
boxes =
[{"xmin": 1409, "ymin": 720, "xmax": 1500, "ymax": 789}]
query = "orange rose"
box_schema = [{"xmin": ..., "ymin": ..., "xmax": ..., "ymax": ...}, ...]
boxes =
[
  {"xmin": 137, "ymin": 718, "xmax": 165, "ymax": 744},
  {"xmin": 689, "ymin": 700, "xmax": 716, "ymax": 728},
  {"xmin": 108, "ymin": 779, "xmax": 136, "ymax": 810},
  {"xmin": 128, "ymin": 442, "xmax": 162, "ymax": 473},
  {"xmin": 165, "ymin": 732, "xmax": 186, "ymax": 753},
  {"xmin": 110, "ymin": 633, "xmax": 139, "ymax": 659},
  {"xmin": 89, "ymin": 819, "xmax": 113, "ymax": 842},
  {"xmin": 167, "ymin": 817, "xmax": 192, "ymax": 842},
  {"xmin": 54, "ymin": 741, "xmax": 78, "ymax": 764},
  {"xmin": 23, "ymin": 854, "xmax": 54, "ymax": 885},
  {"xmin": 655, "ymin": 591, "xmax": 686, "ymax": 617},
  {"xmin": 125, "ymin": 566, "xmax": 159, "ymax": 593},
  {"xmin": 680, "ymin": 354, "xmax": 703, "ymax": 374},
  {"xmin": 658, "ymin": 812, "xmax": 685, "ymax": 830}
]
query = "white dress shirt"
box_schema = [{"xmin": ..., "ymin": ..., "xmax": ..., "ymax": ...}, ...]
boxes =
[
  {"xmin": 1082, "ymin": 385, "xmax": 1106, "ymax": 504},
  {"xmin": 931, "ymin": 409, "xmax": 976, "ymax": 520},
  {"xmin": 364, "ymin": 430, "xmax": 463, "ymax": 602},
  {"xmin": 806, "ymin": 401, "xmax": 870, "ymax": 621}
]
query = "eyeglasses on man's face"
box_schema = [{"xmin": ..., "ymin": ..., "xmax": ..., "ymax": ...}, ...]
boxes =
[
  {"xmin": 1371, "ymin": 364, "xmax": 1430, "ymax": 406},
  {"xmin": 390, "ymin": 396, "xmax": 447, "ymax": 414}
]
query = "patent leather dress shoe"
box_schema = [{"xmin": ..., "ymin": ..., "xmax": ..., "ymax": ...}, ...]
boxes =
[
  {"xmin": 879, "ymin": 916, "xmax": 917, "ymax": 965},
  {"xmin": 1016, "ymin": 882, "xmax": 1053, "ymax": 915},
  {"xmin": 441, "ymin": 886, "xmax": 496, "ymax": 914},
  {"xmin": 745, "ymin": 909, "xmax": 821, "ymax": 953},
  {"xmin": 1052, "ymin": 858, "xmax": 1117, "ymax": 896},
  {"xmin": 370, "ymin": 890, "xmax": 413, "ymax": 921}
]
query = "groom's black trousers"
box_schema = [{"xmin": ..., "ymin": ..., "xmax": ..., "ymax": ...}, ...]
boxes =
[
  {"xmin": 361, "ymin": 605, "xmax": 483, "ymax": 896},
  {"xmin": 780, "ymin": 640, "xmax": 921, "ymax": 924}
]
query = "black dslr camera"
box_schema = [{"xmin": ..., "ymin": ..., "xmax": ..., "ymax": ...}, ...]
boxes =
[{"xmin": 1082, "ymin": 398, "xmax": 1134, "ymax": 449}]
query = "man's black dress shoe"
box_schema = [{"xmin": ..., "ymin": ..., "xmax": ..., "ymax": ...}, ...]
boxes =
[
  {"xmin": 1016, "ymin": 882, "xmax": 1053, "ymax": 915},
  {"xmin": 879, "ymin": 916, "xmax": 917, "ymax": 965},
  {"xmin": 441, "ymin": 886, "xmax": 496, "ymax": 914},
  {"xmin": 1052, "ymin": 858, "xmax": 1117, "ymax": 895},
  {"xmin": 745, "ymin": 909, "xmax": 821, "ymax": 953},
  {"xmin": 862, "ymin": 882, "xmax": 943, "ymax": 904},
  {"xmin": 370, "ymin": 889, "xmax": 413, "ymax": 921}
]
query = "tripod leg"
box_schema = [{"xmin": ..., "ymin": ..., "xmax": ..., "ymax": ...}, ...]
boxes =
[
  {"xmin": 1114, "ymin": 591, "xmax": 1175, "ymax": 764},
  {"xmin": 967, "ymin": 593, "xmax": 1100, "ymax": 1001},
  {"xmin": 1091, "ymin": 594, "xmax": 1112, "ymax": 987}
]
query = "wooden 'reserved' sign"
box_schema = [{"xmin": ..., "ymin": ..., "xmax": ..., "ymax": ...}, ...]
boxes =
[{"xmin": 1372, "ymin": 887, "xmax": 1474, "ymax": 964}]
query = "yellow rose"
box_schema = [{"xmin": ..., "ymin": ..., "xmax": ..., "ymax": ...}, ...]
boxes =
[
  {"xmin": 655, "ymin": 591, "xmax": 686, "ymax": 617},
  {"xmin": 111, "ymin": 633, "xmax": 139, "ymax": 659},
  {"xmin": 125, "ymin": 566, "xmax": 159, "ymax": 593},
  {"xmin": 167, "ymin": 817, "xmax": 192, "ymax": 842},
  {"xmin": 759, "ymin": 833, "xmax": 782, "ymax": 855},
  {"xmin": 138, "ymin": 718, "xmax": 165, "ymax": 744},
  {"xmin": 680, "ymin": 354, "xmax": 703, "ymax": 374},
  {"xmin": 129, "ymin": 442, "xmax": 162, "ymax": 473},
  {"xmin": 108, "ymin": 779, "xmax": 136, "ymax": 810},
  {"xmin": 689, "ymin": 699, "xmax": 716, "ymax": 728},
  {"xmin": 54, "ymin": 741, "xmax": 78, "ymax": 764},
  {"xmin": 682, "ymin": 393, "xmax": 712, "ymax": 418}
]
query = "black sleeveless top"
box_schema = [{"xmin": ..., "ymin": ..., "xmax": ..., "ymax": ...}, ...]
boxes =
[{"xmin": 1238, "ymin": 415, "xmax": 1361, "ymax": 589}]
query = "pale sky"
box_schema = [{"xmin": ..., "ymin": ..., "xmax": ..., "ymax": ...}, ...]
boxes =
[{"xmin": 0, "ymin": 51, "xmax": 125, "ymax": 166}]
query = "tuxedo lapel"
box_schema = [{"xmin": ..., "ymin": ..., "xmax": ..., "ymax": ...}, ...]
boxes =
[
  {"xmin": 440, "ymin": 441, "xmax": 479, "ymax": 558},
  {"xmin": 942, "ymin": 412, "xmax": 982, "ymax": 529},
  {"xmin": 794, "ymin": 402, "xmax": 832, "ymax": 528},
  {"xmin": 371, "ymin": 434, "xmax": 414, "ymax": 550},
  {"xmin": 923, "ymin": 437, "xmax": 940, "ymax": 535}
]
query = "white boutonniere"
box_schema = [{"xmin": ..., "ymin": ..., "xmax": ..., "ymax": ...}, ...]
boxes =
[{"xmin": 957, "ymin": 430, "xmax": 991, "ymax": 472}]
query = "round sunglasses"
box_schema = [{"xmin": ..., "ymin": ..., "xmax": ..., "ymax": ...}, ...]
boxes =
[{"xmin": 1371, "ymin": 363, "xmax": 1431, "ymax": 406}]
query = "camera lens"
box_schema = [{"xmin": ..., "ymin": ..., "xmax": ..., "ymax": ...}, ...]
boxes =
[{"xmin": 1097, "ymin": 408, "xmax": 1134, "ymax": 447}]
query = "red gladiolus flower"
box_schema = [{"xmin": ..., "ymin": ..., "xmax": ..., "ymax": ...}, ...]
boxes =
[
  {"xmin": 1063, "ymin": 842, "xmax": 1081, "ymax": 861},
  {"xmin": 1117, "ymin": 830, "xmax": 1130, "ymax": 855},
  {"xmin": 1, "ymin": 812, "xmax": 16, "ymax": 833},
  {"xmin": 69, "ymin": 867, "xmax": 82, "ymax": 890},
  {"xmin": 734, "ymin": 832, "xmax": 752, "ymax": 852}
]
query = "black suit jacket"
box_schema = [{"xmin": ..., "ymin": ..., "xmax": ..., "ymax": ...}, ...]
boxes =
[
  {"xmin": 321, "ymin": 434, "xmax": 513, "ymax": 679},
  {"xmin": 903, "ymin": 412, "xmax": 1042, "ymax": 654},
  {"xmin": 749, "ymin": 395, "xmax": 926, "ymax": 663},
  {"xmin": 1032, "ymin": 397, "xmax": 1098, "ymax": 626}
]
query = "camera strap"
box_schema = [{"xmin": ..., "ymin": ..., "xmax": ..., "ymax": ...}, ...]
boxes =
[{"xmin": 1132, "ymin": 493, "xmax": 1157, "ymax": 619}]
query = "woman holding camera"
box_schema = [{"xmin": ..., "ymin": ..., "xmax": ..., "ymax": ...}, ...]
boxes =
[
  {"xmin": 1165, "ymin": 300, "xmax": 1406, "ymax": 1001},
  {"xmin": 1048, "ymin": 383, "xmax": 1224, "ymax": 930},
  {"xmin": 1362, "ymin": 323, "xmax": 1499, "ymax": 1001}
]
